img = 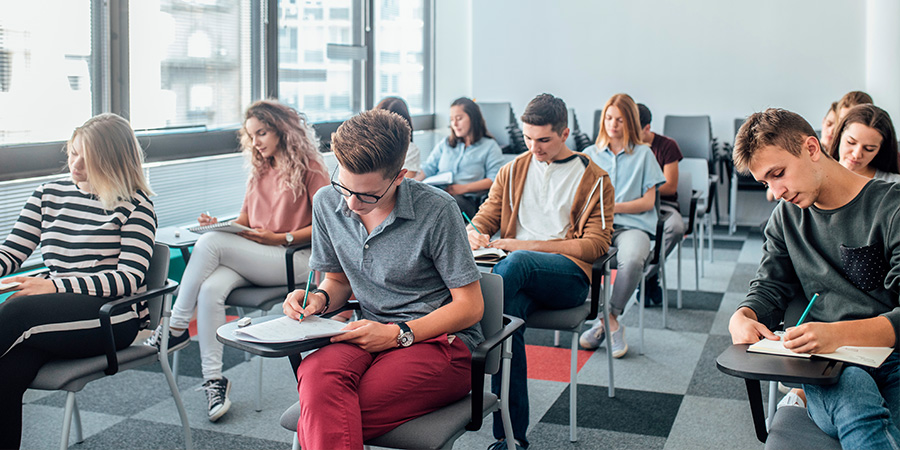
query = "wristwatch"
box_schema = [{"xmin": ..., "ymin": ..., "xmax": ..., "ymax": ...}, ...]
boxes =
[
  {"xmin": 285, "ymin": 232, "xmax": 294, "ymax": 245},
  {"xmin": 397, "ymin": 322, "xmax": 415, "ymax": 347}
]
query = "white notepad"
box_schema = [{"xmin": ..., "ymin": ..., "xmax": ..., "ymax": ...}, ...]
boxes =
[
  {"xmin": 0, "ymin": 281, "xmax": 21, "ymax": 292},
  {"xmin": 233, "ymin": 316, "xmax": 349, "ymax": 343},
  {"xmin": 422, "ymin": 172, "xmax": 453, "ymax": 186},
  {"xmin": 472, "ymin": 247, "xmax": 507, "ymax": 263},
  {"xmin": 747, "ymin": 335, "xmax": 893, "ymax": 368},
  {"xmin": 187, "ymin": 220, "xmax": 253, "ymax": 235}
]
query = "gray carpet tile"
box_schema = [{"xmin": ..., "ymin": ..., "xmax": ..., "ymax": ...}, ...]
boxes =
[
  {"xmin": 727, "ymin": 262, "xmax": 763, "ymax": 293},
  {"xmin": 685, "ymin": 334, "xmax": 770, "ymax": 403},
  {"xmin": 73, "ymin": 419, "xmax": 285, "ymax": 449}
]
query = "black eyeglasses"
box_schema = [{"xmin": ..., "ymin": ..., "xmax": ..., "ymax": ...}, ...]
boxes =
[{"xmin": 331, "ymin": 167, "xmax": 399, "ymax": 204}]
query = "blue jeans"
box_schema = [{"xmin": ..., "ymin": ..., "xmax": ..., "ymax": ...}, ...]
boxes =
[
  {"xmin": 490, "ymin": 251, "xmax": 590, "ymax": 446},
  {"xmin": 805, "ymin": 353, "xmax": 900, "ymax": 449}
]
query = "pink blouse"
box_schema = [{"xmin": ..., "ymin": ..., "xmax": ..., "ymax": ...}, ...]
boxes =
[{"xmin": 240, "ymin": 160, "xmax": 330, "ymax": 233}]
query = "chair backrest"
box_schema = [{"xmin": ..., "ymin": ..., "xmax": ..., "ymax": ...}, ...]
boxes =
[
  {"xmin": 680, "ymin": 157, "xmax": 710, "ymax": 204},
  {"xmin": 479, "ymin": 272, "xmax": 504, "ymax": 375},
  {"xmin": 734, "ymin": 117, "xmax": 746, "ymax": 138},
  {"xmin": 592, "ymin": 108, "xmax": 603, "ymax": 142},
  {"xmin": 146, "ymin": 242, "xmax": 172, "ymax": 329},
  {"xmin": 663, "ymin": 115, "xmax": 713, "ymax": 160},
  {"xmin": 565, "ymin": 108, "xmax": 577, "ymax": 150},
  {"xmin": 477, "ymin": 102, "xmax": 512, "ymax": 149}
]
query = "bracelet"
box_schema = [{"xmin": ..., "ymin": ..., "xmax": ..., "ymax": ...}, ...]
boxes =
[{"xmin": 310, "ymin": 288, "xmax": 330, "ymax": 315}]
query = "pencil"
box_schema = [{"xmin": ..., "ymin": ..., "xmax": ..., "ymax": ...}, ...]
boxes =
[
  {"xmin": 461, "ymin": 211, "xmax": 481, "ymax": 234},
  {"xmin": 795, "ymin": 293, "xmax": 819, "ymax": 327},
  {"xmin": 299, "ymin": 271, "xmax": 314, "ymax": 320}
]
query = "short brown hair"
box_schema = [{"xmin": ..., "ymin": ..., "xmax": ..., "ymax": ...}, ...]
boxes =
[
  {"xmin": 331, "ymin": 109, "xmax": 410, "ymax": 179},
  {"xmin": 733, "ymin": 108, "xmax": 817, "ymax": 174},
  {"xmin": 837, "ymin": 91, "xmax": 873, "ymax": 113},
  {"xmin": 520, "ymin": 93, "xmax": 568, "ymax": 135}
]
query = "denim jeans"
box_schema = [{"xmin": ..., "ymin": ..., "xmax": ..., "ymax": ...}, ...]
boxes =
[
  {"xmin": 805, "ymin": 353, "xmax": 900, "ymax": 449},
  {"xmin": 490, "ymin": 251, "xmax": 590, "ymax": 446}
]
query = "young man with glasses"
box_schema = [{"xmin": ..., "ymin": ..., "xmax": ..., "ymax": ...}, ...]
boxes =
[
  {"xmin": 467, "ymin": 94, "xmax": 614, "ymax": 450},
  {"xmin": 282, "ymin": 109, "xmax": 485, "ymax": 449}
]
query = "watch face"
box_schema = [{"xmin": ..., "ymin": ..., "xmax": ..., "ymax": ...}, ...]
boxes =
[{"xmin": 399, "ymin": 332, "xmax": 414, "ymax": 347}]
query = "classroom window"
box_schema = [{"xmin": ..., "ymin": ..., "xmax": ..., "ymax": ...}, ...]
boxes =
[
  {"xmin": 129, "ymin": 0, "xmax": 252, "ymax": 131},
  {"xmin": 374, "ymin": 0, "xmax": 428, "ymax": 115},
  {"xmin": 0, "ymin": 1, "xmax": 94, "ymax": 146}
]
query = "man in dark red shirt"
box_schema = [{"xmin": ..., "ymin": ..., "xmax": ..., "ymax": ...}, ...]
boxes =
[{"xmin": 638, "ymin": 103, "xmax": 684, "ymax": 305}]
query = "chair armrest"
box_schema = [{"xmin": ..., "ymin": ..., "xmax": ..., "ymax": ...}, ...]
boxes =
[
  {"xmin": 466, "ymin": 314, "xmax": 525, "ymax": 431},
  {"xmin": 284, "ymin": 243, "xmax": 311, "ymax": 291},
  {"xmin": 651, "ymin": 209, "xmax": 674, "ymax": 264},
  {"xmin": 686, "ymin": 190, "xmax": 701, "ymax": 233},
  {"xmin": 589, "ymin": 248, "xmax": 618, "ymax": 321},
  {"xmin": 98, "ymin": 279, "xmax": 179, "ymax": 376}
]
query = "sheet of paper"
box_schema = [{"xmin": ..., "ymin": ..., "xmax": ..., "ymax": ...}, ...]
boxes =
[
  {"xmin": 233, "ymin": 316, "xmax": 348, "ymax": 343},
  {"xmin": 747, "ymin": 335, "xmax": 893, "ymax": 368},
  {"xmin": 472, "ymin": 247, "xmax": 506, "ymax": 258},
  {"xmin": 0, "ymin": 281, "xmax": 21, "ymax": 293},
  {"xmin": 187, "ymin": 220, "xmax": 253, "ymax": 235},
  {"xmin": 422, "ymin": 172, "xmax": 453, "ymax": 186}
]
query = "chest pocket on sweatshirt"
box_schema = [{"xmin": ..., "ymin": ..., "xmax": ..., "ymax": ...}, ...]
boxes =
[{"xmin": 840, "ymin": 242, "xmax": 889, "ymax": 292}]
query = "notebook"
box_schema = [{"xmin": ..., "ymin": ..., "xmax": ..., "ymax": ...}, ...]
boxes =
[
  {"xmin": 747, "ymin": 334, "xmax": 893, "ymax": 368},
  {"xmin": 422, "ymin": 172, "xmax": 453, "ymax": 187},
  {"xmin": 0, "ymin": 281, "xmax": 21, "ymax": 293},
  {"xmin": 472, "ymin": 247, "xmax": 507, "ymax": 264},
  {"xmin": 233, "ymin": 316, "xmax": 349, "ymax": 344},
  {"xmin": 187, "ymin": 220, "xmax": 253, "ymax": 235}
]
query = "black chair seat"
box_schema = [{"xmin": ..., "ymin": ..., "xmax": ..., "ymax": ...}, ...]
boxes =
[
  {"xmin": 30, "ymin": 345, "xmax": 158, "ymax": 392},
  {"xmin": 527, "ymin": 302, "xmax": 592, "ymax": 332},
  {"xmin": 766, "ymin": 406, "xmax": 840, "ymax": 450},
  {"xmin": 280, "ymin": 393, "xmax": 498, "ymax": 450},
  {"xmin": 225, "ymin": 285, "xmax": 289, "ymax": 309}
]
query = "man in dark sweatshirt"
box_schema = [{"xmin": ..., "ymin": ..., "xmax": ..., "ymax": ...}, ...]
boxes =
[{"xmin": 727, "ymin": 108, "xmax": 900, "ymax": 449}]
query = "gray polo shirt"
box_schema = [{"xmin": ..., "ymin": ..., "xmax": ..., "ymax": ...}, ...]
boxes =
[{"xmin": 309, "ymin": 177, "xmax": 484, "ymax": 351}]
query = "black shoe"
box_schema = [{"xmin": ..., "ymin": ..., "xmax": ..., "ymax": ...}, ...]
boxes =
[
  {"xmin": 487, "ymin": 439, "xmax": 525, "ymax": 450},
  {"xmin": 143, "ymin": 325, "xmax": 191, "ymax": 352},
  {"xmin": 198, "ymin": 377, "xmax": 232, "ymax": 422},
  {"xmin": 638, "ymin": 276, "xmax": 663, "ymax": 307}
]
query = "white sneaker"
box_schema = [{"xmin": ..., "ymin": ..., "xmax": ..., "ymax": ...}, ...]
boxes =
[
  {"xmin": 197, "ymin": 377, "xmax": 232, "ymax": 421},
  {"xmin": 609, "ymin": 323, "xmax": 628, "ymax": 358},
  {"xmin": 777, "ymin": 390, "xmax": 805, "ymax": 409},
  {"xmin": 579, "ymin": 321, "xmax": 606, "ymax": 350}
]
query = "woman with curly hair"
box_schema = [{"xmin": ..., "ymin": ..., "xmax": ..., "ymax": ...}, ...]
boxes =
[{"xmin": 146, "ymin": 100, "xmax": 329, "ymax": 421}]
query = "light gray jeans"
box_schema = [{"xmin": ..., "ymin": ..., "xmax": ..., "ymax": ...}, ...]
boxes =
[
  {"xmin": 170, "ymin": 231, "xmax": 311, "ymax": 380},
  {"xmin": 609, "ymin": 228, "xmax": 652, "ymax": 316},
  {"xmin": 660, "ymin": 203, "xmax": 685, "ymax": 257}
]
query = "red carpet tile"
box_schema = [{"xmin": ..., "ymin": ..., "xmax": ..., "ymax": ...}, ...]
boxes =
[
  {"xmin": 526, "ymin": 344, "xmax": 594, "ymax": 383},
  {"xmin": 187, "ymin": 315, "xmax": 238, "ymax": 337}
]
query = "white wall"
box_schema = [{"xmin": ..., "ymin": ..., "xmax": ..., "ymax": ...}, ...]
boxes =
[
  {"xmin": 433, "ymin": 0, "xmax": 473, "ymax": 130},
  {"xmin": 457, "ymin": 0, "xmax": 867, "ymax": 143},
  {"xmin": 866, "ymin": 0, "xmax": 900, "ymax": 123}
]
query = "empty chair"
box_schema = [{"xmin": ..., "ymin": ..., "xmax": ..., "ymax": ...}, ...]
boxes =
[
  {"xmin": 679, "ymin": 158, "xmax": 714, "ymax": 278},
  {"xmin": 663, "ymin": 115, "xmax": 714, "ymax": 160},
  {"xmin": 477, "ymin": 102, "xmax": 514, "ymax": 151},
  {"xmin": 728, "ymin": 117, "xmax": 768, "ymax": 234}
]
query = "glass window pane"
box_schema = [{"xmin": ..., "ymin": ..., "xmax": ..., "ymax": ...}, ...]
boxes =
[
  {"xmin": 129, "ymin": 0, "xmax": 252, "ymax": 131},
  {"xmin": 279, "ymin": 0, "xmax": 359, "ymax": 122},
  {"xmin": 374, "ymin": 0, "xmax": 427, "ymax": 115},
  {"xmin": 0, "ymin": 1, "xmax": 93, "ymax": 145}
]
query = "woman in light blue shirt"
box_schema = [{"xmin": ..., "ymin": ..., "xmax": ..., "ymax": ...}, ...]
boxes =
[
  {"xmin": 581, "ymin": 93, "xmax": 666, "ymax": 358},
  {"xmin": 418, "ymin": 97, "xmax": 504, "ymax": 217}
]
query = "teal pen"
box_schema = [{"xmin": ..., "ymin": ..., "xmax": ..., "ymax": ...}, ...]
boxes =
[
  {"xmin": 795, "ymin": 293, "xmax": 819, "ymax": 327},
  {"xmin": 461, "ymin": 211, "xmax": 481, "ymax": 234},
  {"xmin": 299, "ymin": 271, "xmax": 314, "ymax": 321}
]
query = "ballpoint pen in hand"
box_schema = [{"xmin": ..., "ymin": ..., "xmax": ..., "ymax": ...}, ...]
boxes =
[
  {"xmin": 795, "ymin": 293, "xmax": 819, "ymax": 327},
  {"xmin": 299, "ymin": 271, "xmax": 314, "ymax": 321}
]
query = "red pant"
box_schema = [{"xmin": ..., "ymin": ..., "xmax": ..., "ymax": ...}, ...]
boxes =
[{"xmin": 296, "ymin": 334, "xmax": 472, "ymax": 450}]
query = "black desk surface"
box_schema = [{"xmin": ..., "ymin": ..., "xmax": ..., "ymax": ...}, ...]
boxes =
[
  {"xmin": 716, "ymin": 343, "xmax": 843, "ymax": 386},
  {"xmin": 216, "ymin": 315, "xmax": 333, "ymax": 358}
]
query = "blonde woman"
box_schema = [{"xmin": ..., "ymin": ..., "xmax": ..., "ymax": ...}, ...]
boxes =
[
  {"xmin": 146, "ymin": 100, "xmax": 329, "ymax": 421},
  {"xmin": 0, "ymin": 113, "xmax": 156, "ymax": 449},
  {"xmin": 581, "ymin": 94, "xmax": 666, "ymax": 358}
]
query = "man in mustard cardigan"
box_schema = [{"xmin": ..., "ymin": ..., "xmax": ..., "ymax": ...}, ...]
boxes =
[{"xmin": 468, "ymin": 93, "xmax": 614, "ymax": 450}]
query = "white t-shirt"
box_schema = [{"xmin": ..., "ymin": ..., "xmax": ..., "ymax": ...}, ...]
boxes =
[
  {"xmin": 515, "ymin": 154, "xmax": 587, "ymax": 241},
  {"xmin": 403, "ymin": 141, "xmax": 421, "ymax": 173}
]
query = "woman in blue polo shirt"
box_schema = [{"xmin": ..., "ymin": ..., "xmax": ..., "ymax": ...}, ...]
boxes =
[
  {"xmin": 580, "ymin": 93, "xmax": 666, "ymax": 359},
  {"xmin": 418, "ymin": 97, "xmax": 504, "ymax": 217}
]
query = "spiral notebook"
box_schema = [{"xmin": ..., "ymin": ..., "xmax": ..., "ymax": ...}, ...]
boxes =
[
  {"xmin": 187, "ymin": 220, "xmax": 253, "ymax": 235},
  {"xmin": 747, "ymin": 335, "xmax": 893, "ymax": 368}
]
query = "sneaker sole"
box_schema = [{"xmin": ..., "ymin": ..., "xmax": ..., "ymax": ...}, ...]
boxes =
[
  {"xmin": 166, "ymin": 337, "xmax": 191, "ymax": 353},
  {"xmin": 208, "ymin": 380, "xmax": 232, "ymax": 422},
  {"xmin": 612, "ymin": 344, "xmax": 628, "ymax": 358}
]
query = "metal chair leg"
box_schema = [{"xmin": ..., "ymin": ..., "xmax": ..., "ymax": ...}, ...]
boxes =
[
  {"xmin": 603, "ymin": 260, "xmax": 614, "ymax": 398},
  {"xmin": 677, "ymin": 240, "xmax": 683, "ymax": 309},
  {"xmin": 767, "ymin": 380, "xmax": 778, "ymax": 430},
  {"xmin": 639, "ymin": 276, "xmax": 645, "ymax": 355},
  {"xmin": 72, "ymin": 395, "xmax": 84, "ymax": 444},
  {"xmin": 161, "ymin": 298, "xmax": 194, "ymax": 450},
  {"xmin": 554, "ymin": 330, "xmax": 560, "ymax": 347},
  {"xmin": 500, "ymin": 337, "xmax": 515, "ymax": 443},
  {"xmin": 60, "ymin": 392, "xmax": 75, "ymax": 450},
  {"xmin": 569, "ymin": 332, "xmax": 578, "ymax": 442}
]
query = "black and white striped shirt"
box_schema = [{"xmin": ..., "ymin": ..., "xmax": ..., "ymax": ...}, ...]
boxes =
[{"xmin": 0, "ymin": 180, "xmax": 157, "ymax": 298}]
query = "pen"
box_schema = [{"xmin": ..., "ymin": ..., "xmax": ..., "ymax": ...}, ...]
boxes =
[
  {"xmin": 299, "ymin": 271, "xmax": 314, "ymax": 321},
  {"xmin": 461, "ymin": 211, "xmax": 481, "ymax": 234},
  {"xmin": 795, "ymin": 293, "xmax": 819, "ymax": 327}
]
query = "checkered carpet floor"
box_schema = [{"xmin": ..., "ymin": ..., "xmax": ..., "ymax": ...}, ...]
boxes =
[{"xmin": 22, "ymin": 227, "xmax": 770, "ymax": 450}]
